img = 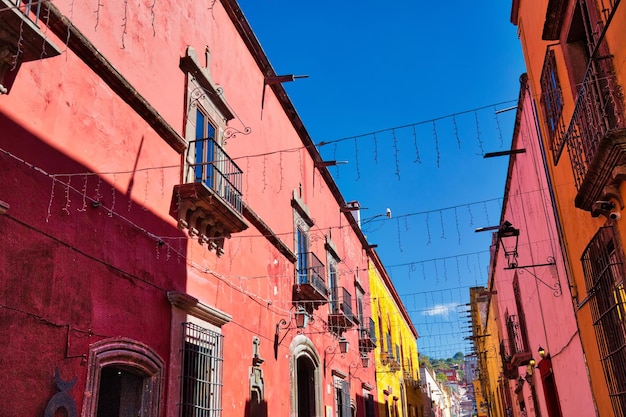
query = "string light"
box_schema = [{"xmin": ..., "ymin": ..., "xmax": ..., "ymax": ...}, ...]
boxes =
[
  {"xmin": 94, "ymin": 0, "xmax": 103, "ymax": 31},
  {"xmin": 411, "ymin": 126, "xmax": 421, "ymax": 164},
  {"xmin": 40, "ymin": 2, "xmax": 51, "ymax": 60},
  {"xmin": 121, "ymin": 0, "xmax": 129, "ymax": 49},
  {"xmin": 65, "ymin": 0, "xmax": 74, "ymax": 59},
  {"xmin": 474, "ymin": 111, "xmax": 484, "ymax": 154},
  {"xmin": 452, "ymin": 115, "xmax": 461, "ymax": 149},
  {"xmin": 392, "ymin": 128, "xmax": 400, "ymax": 180},
  {"xmin": 13, "ymin": 15, "xmax": 25, "ymax": 71},
  {"xmin": 494, "ymin": 105, "xmax": 504, "ymax": 146},
  {"xmin": 149, "ymin": 0, "xmax": 157, "ymax": 37}
]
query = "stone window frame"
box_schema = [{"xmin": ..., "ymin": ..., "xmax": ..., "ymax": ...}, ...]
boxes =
[
  {"xmin": 333, "ymin": 371, "xmax": 351, "ymax": 417},
  {"xmin": 326, "ymin": 235, "xmax": 341, "ymax": 313},
  {"xmin": 181, "ymin": 46, "xmax": 233, "ymax": 185},
  {"xmin": 292, "ymin": 189, "xmax": 315, "ymax": 281},
  {"xmin": 166, "ymin": 291, "xmax": 232, "ymax": 417},
  {"xmin": 289, "ymin": 335, "xmax": 323, "ymax": 417},
  {"xmin": 81, "ymin": 338, "xmax": 164, "ymax": 417},
  {"xmin": 180, "ymin": 322, "xmax": 225, "ymax": 416}
]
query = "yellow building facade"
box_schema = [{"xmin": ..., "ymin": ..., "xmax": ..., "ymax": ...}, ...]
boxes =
[{"xmin": 368, "ymin": 252, "xmax": 421, "ymax": 417}]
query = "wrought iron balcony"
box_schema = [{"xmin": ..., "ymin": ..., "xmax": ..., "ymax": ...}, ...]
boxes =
[
  {"xmin": 328, "ymin": 286, "xmax": 355, "ymax": 332},
  {"xmin": 293, "ymin": 251, "xmax": 328, "ymax": 305},
  {"xmin": 171, "ymin": 137, "xmax": 247, "ymax": 255},
  {"xmin": 506, "ymin": 315, "xmax": 532, "ymax": 366},
  {"xmin": 0, "ymin": 0, "xmax": 62, "ymax": 93},
  {"xmin": 359, "ymin": 317, "xmax": 377, "ymax": 352},
  {"xmin": 500, "ymin": 339, "xmax": 519, "ymax": 380},
  {"xmin": 561, "ymin": 62, "xmax": 626, "ymax": 211}
]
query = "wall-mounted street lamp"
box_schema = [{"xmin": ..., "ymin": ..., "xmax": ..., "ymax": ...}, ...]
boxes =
[
  {"xmin": 273, "ymin": 305, "xmax": 312, "ymax": 359},
  {"xmin": 338, "ymin": 337, "xmax": 349, "ymax": 354},
  {"xmin": 497, "ymin": 221, "xmax": 520, "ymax": 269},
  {"xmin": 349, "ymin": 356, "xmax": 370, "ymax": 379},
  {"xmin": 294, "ymin": 305, "xmax": 309, "ymax": 329},
  {"xmin": 275, "ymin": 306, "xmax": 309, "ymax": 344},
  {"xmin": 361, "ymin": 354, "xmax": 370, "ymax": 368},
  {"xmin": 477, "ymin": 221, "xmax": 561, "ymax": 296},
  {"xmin": 474, "ymin": 220, "xmax": 519, "ymax": 268}
]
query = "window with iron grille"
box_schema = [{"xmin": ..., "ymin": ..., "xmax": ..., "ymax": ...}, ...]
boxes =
[
  {"xmin": 334, "ymin": 378, "xmax": 351, "ymax": 417},
  {"xmin": 512, "ymin": 274, "xmax": 530, "ymax": 354},
  {"xmin": 540, "ymin": 49, "xmax": 566, "ymax": 163},
  {"xmin": 581, "ymin": 226, "xmax": 626, "ymax": 416},
  {"xmin": 181, "ymin": 322, "xmax": 224, "ymax": 417}
]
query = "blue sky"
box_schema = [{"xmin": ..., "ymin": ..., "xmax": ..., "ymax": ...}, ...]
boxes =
[{"xmin": 237, "ymin": 1, "xmax": 527, "ymax": 358}]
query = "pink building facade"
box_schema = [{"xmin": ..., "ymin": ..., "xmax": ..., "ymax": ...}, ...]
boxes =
[
  {"xmin": 487, "ymin": 75, "xmax": 595, "ymax": 417},
  {"xmin": 0, "ymin": 1, "xmax": 383, "ymax": 416}
]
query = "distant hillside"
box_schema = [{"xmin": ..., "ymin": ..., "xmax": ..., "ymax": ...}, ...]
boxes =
[{"xmin": 421, "ymin": 351, "xmax": 465, "ymax": 382}]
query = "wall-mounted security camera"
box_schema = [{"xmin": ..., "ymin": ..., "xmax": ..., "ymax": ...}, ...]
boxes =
[{"xmin": 592, "ymin": 200, "xmax": 621, "ymax": 219}]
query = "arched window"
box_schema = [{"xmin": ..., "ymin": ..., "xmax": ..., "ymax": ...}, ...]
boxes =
[{"xmin": 82, "ymin": 338, "xmax": 164, "ymax": 417}]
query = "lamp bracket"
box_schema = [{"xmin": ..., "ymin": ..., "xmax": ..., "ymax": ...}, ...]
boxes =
[
  {"xmin": 275, "ymin": 319, "xmax": 293, "ymax": 346},
  {"xmin": 505, "ymin": 257, "xmax": 562, "ymax": 297}
]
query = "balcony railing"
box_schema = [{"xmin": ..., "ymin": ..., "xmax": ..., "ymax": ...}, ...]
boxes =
[
  {"xmin": 172, "ymin": 137, "xmax": 247, "ymax": 254},
  {"xmin": 0, "ymin": 0, "xmax": 62, "ymax": 93},
  {"xmin": 564, "ymin": 65, "xmax": 625, "ymax": 189},
  {"xmin": 500, "ymin": 339, "xmax": 519, "ymax": 380},
  {"xmin": 293, "ymin": 251, "xmax": 328, "ymax": 305},
  {"xmin": 506, "ymin": 315, "xmax": 531, "ymax": 366},
  {"xmin": 11, "ymin": 0, "xmax": 43, "ymax": 24},
  {"xmin": 403, "ymin": 371, "xmax": 420, "ymax": 389},
  {"xmin": 297, "ymin": 251, "xmax": 326, "ymax": 291},
  {"xmin": 189, "ymin": 137, "xmax": 243, "ymax": 214},
  {"xmin": 328, "ymin": 287, "xmax": 355, "ymax": 331},
  {"xmin": 330, "ymin": 286, "xmax": 352, "ymax": 317},
  {"xmin": 359, "ymin": 317, "xmax": 377, "ymax": 351}
]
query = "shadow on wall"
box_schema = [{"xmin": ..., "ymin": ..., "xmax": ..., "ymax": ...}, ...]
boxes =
[
  {"xmin": 355, "ymin": 392, "xmax": 384, "ymax": 417},
  {"xmin": 0, "ymin": 110, "xmax": 188, "ymax": 416},
  {"xmin": 245, "ymin": 396, "xmax": 268, "ymax": 417}
]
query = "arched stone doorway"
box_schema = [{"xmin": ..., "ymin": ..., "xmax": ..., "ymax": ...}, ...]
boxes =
[{"xmin": 290, "ymin": 335, "xmax": 322, "ymax": 417}]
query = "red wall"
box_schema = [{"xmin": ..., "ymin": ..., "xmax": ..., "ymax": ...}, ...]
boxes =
[{"xmin": 0, "ymin": 0, "xmax": 378, "ymax": 416}]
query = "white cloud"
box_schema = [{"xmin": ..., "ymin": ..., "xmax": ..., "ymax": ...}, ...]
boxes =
[{"xmin": 422, "ymin": 303, "xmax": 458, "ymax": 317}]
